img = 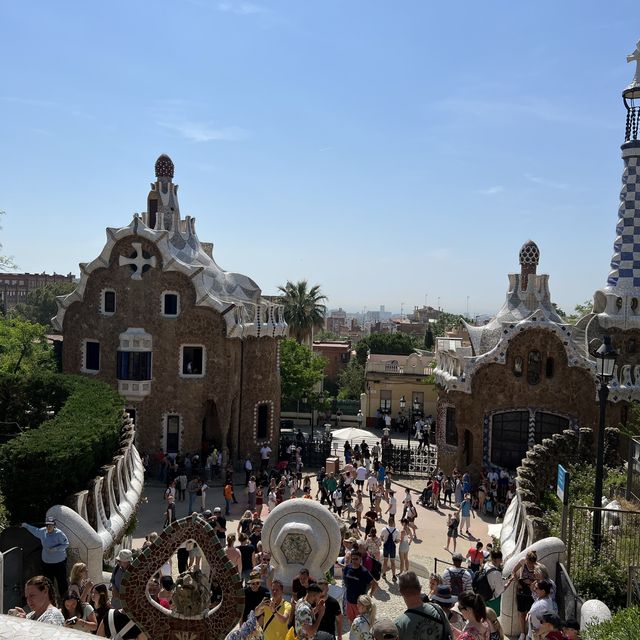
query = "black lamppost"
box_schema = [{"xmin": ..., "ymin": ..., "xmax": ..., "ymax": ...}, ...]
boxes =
[
  {"xmin": 400, "ymin": 396, "xmax": 408, "ymax": 448},
  {"xmin": 592, "ymin": 335, "xmax": 617, "ymax": 556}
]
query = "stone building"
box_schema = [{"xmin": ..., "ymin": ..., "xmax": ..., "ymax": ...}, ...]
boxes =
[
  {"xmin": 434, "ymin": 48, "xmax": 640, "ymax": 473},
  {"xmin": 434, "ymin": 242, "xmax": 596, "ymax": 472},
  {"xmin": 0, "ymin": 271, "xmax": 74, "ymax": 311},
  {"xmin": 53, "ymin": 155, "xmax": 286, "ymax": 461}
]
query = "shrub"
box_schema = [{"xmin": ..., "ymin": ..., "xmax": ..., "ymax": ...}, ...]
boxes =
[
  {"xmin": 571, "ymin": 552, "xmax": 628, "ymax": 612},
  {"xmin": 0, "ymin": 374, "xmax": 123, "ymax": 524},
  {"xmin": 583, "ymin": 606, "xmax": 640, "ymax": 640}
]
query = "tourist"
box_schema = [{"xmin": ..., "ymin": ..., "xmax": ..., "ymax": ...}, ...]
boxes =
[
  {"xmin": 225, "ymin": 533, "xmax": 242, "ymax": 574},
  {"xmin": 477, "ymin": 550, "xmax": 506, "ymax": 615},
  {"xmin": 456, "ymin": 591, "xmax": 490, "ymax": 639},
  {"xmin": 459, "ymin": 493, "xmax": 475, "ymax": 536},
  {"xmin": 395, "ymin": 572, "xmax": 452, "ymax": 639},
  {"xmin": 371, "ymin": 619, "xmax": 399, "ymax": 640},
  {"xmin": 294, "ymin": 583, "xmax": 330, "ymax": 640},
  {"xmin": 430, "ymin": 584, "xmax": 464, "ymax": 631},
  {"xmin": 68, "ymin": 562, "xmax": 93, "ymax": 603},
  {"xmin": 343, "ymin": 550, "xmax": 377, "ymax": 623},
  {"xmin": 164, "ymin": 494, "xmax": 176, "ymax": 526},
  {"xmin": 10, "ymin": 575, "xmax": 64, "ymax": 625},
  {"xmin": 505, "ymin": 550, "xmax": 540, "ymax": 640},
  {"xmin": 385, "ymin": 489, "xmax": 397, "ymax": 520},
  {"xmin": 223, "ymin": 481, "xmax": 233, "ymax": 515},
  {"xmin": 260, "ymin": 443, "xmax": 272, "ymax": 471},
  {"xmin": 364, "ymin": 528, "xmax": 382, "ymax": 561},
  {"xmin": 426, "ymin": 572, "xmax": 444, "ymax": 601},
  {"xmin": 176, "ymin": 471, "xmax": 187, "ymax": 502},
  {"xmin": 526, "ymin": 579, "xmax": 554, "ymax": 640},
  {"xmin": 533, "ymin": 565, "xmax": 558, "ymax": 613},
  {"xmin": 199, "ymin": 478, "xmax": 209, "ymax": 511},
  {"xmin": 349, "ymin": 594, "xmax": 376, "ymax": 640},
  {"xmin": 354, "ymin": 490, "xmax": 364, "ymax": 528},
  {"xmin": 256, "ymin": 485, "xmax": 264, "ymax": 515},
  {"xmin": 89, "ymin": 583, "xmax": 112, "ymax": 630},
  {"xmin": 316, "ymin": 578, "xmax": 343, "ymax": 639},
  {"xmin": 292, "ymin": 567, "xmax": 316, "ymax": 600},
  {"xmin": 243, "ymin": 570, "xmax": 270, "ymax": 623},
  {"xmin": 255, "ymin": 578, "xmax": 291, "ymax": 640},
  {"xmin": 61, "ymin": 590, "xmax": 98, "ymax": 632},
  {"xmin": 398, "ymin": 518, "xmax": 413, "ymax": 574},
  {"xmin": 443, "ymin": 476, "xmax": 454, "ymax": 506},
  {"xmin": 164, "ymin": 480, "xmax": 176, "ymax": 502},
  {"xmin": 380, "ymin": 516, "xmax": 400, "ymax": 582},
  {"xmin": 148, "ymin": 578, "xmax": 170, "ymax": 610},
  {"xmin": 212, "ymin": 507, "xmax": 227, "ymax": 545},
  {"xmin": 21, "ymin": 517, "xmax": 70, "ymax": 596},
  {"xmin": 466, "ymin": 541, "xmax": 485, "ymax": 574},
  {"xmin": 485, "ymin": 608, "xmax": 505, "ymax": 640},
  {"xmin": 442, "ymin": 553, "xmax": 472, "ymax": 596},
  {"xmin": 332, "ymin": 485, "xmax": 344, "ymax": 517},
  {"xmin": 97, "ymin": 607, "xmax": 145, "ymax": 639},
  {"xmin": 374, "ymin": 486, "xmax": 384, "ymax": 519},
  {"xmin": 109, "ymin": 549, "xmax": 132, "ymax": 609},
  {"xmin": 562, "ymin": 618, "xmax": 581, "ymax": 640},
  {"xmin": 237, "ymin": 533, "xmax": 256, "ymax": 584},
  {"xmin": 537, "ymin": 613, "xmax": 565, "ymax": 640},
  {"xmin": 366, "ymin": 472, "xmax": 378, "ymax": 508},
  {"xmin": 247, "ymin": 475, "xmax": 257, "ymax": 509},
  {"xmin": 445, "ymin": 512, "xmax": 460, "ymax": 553},
  {"xmin": 267, "ymin": 485, "xmax": 278, "ymax": 513},
  {"xmin": 158, "ymin": 576, "xmax": 174, "ymax": 604}
]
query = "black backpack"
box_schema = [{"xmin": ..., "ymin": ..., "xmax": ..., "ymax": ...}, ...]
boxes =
[
  {"xmin": 448, "ymin": 568, "xmax": 465, "ymax": 596},
  {"xmin": 472, "ymin": 566, "xmax": 499, "ymax": 601}
]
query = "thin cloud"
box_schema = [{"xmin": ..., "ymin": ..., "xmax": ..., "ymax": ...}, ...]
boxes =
[
  {"xmin": 478, "ymin": 185, "xmax": 504, "ymax": 196},
  {"xmin": 157, "ymin": 121, "xmax": 249, "ymax": 143},
  {"xmin": 217, "ymin": 1, "xmax": 266, "ymax": 15},
  {"xmin": 524, "ymin": 173, "xmax": 568, "ymax": 190}
]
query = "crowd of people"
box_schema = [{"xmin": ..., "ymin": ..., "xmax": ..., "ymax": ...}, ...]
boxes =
[{"xmin": 8, "ymin": 439, "xmax": 584, "ymax": 640}]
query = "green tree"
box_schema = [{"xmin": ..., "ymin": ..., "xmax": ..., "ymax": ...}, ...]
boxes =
[
  {"xmin": 563, "ymin": 299, "xmax": 593, "ymax": 324},
  {"xmin": 0, "ymin": 316, "xmax": 56, "ymax": 374},
  {"xmin": 337, "ymin": 358, "xmax": 365, "ymax": 399},
  {"xmin": 278, "ymin": 280, "xmax": 327, "ymax": 344},
  {"xmin": 355, "ymin": 333, "xmax": 416, "ymax": 365},
  {"xmin": 315, "ymin": 330, "xmax": 342, "ymax": 341},
  {"xmin": 14, "ymin": 281, "xmax": 76, "ymax": 327},
  {"xmin": 279, "ymin": 338, "xmax": 326, "ymax": 404}
]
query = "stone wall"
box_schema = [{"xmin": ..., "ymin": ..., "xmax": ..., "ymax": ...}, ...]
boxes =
[{"xmin": 514, "ymin": 426, "xmax": 621, "ymax": 541}]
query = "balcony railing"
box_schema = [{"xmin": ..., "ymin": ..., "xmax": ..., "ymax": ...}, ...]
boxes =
[{"xmin": 366, "ymin": 361, "xmax": 435, "ymax": 376}]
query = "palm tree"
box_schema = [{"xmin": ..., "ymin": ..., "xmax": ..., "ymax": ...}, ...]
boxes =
[{"xmin": 277, "ymin": 280, "xmax": 327, "ymax": 344}]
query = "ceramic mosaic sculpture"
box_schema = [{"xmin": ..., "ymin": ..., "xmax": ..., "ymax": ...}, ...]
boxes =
[
  {"xmin": 261, "ymin": 498, "xmax": 341, "ymax": 591},
  {"xmin": 120, "ymin": 514, "xmax": 244, "ymax": 639}
]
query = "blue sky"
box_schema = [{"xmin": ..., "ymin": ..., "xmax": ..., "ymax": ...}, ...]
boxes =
[{"xmin": 1, "ymin": 1, "xmax": 638, "ymax": 317}]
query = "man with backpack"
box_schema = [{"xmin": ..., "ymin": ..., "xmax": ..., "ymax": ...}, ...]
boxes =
[
  {"xmin": 442, "ymin": 553, "xmax": 472, "ymax": 596},
  {"xmin": 472, "ymin": 550, "xmax": 505, "ymax": 614},
  {"xmin": 380, "ymin": 516, "xmax": 401, "ymax": 582},
  {"xmin": 395, "ymin": 572, "xmax": 453, "ymax": 639}
]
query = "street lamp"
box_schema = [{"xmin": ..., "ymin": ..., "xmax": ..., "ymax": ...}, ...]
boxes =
[
  {"xmin": 400, "ymin": 396, "xmax": 408, "ymax": 448},
  {"xmin": 592, "ymin": 335, "xmax": 618, "ymax": 556}
]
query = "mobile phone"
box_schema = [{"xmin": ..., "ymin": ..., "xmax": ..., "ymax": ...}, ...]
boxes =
[{"xmin": 67, "ymin": 617, "xmax": 78, "ymax": 625}]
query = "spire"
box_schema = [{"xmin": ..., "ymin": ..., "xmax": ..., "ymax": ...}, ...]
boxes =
[
  {"xmin": 146, "ymin": 155, "xmax": 180, "ymax": 231},
  {"xmin": 155, "ymin": 154, "xmax": 175, "ymax": 180},
  {"xmin": 519, "ymin": 240, "xmax": 539, "ymax": 291}
]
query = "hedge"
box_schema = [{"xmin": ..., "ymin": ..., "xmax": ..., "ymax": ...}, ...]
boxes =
[
  {"xmin": 584, "ymin": 606, "xmax": 640, "ymax": 640},
  {"xmin": 0, "ymin": 374, "xmax": 123, "ymax": 524}
]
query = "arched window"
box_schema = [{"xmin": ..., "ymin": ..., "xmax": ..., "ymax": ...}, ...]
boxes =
[{"xmin": 527, "ymin": 351, "xmax": 541, "ymax": 385}]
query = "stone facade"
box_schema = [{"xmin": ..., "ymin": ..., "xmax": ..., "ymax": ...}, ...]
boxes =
[
  {"xmin": 435, "ymin": 242, "xmax": 600, "ymax": 475},
  {"xmin": 55, "ymin": 155, "xmax": 286, "ymax": 462}
]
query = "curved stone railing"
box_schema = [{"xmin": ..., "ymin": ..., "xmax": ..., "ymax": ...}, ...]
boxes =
[{"xmin": 47, "ymin": 413, "xmax": 144, "ymax": 584}]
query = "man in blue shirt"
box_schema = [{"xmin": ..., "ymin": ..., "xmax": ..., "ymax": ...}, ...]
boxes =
[{"xmin": 22, "ymin": 516, "xmax": 70, "ymax": 595}]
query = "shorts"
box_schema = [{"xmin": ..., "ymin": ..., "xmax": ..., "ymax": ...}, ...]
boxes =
[
  {"xmin": 383, "ymin": 547, "xmax": 396, "ymax": 559},
  {"xmin": 356, "ymin": 480, "xmax": 364, "ymax": 488},
  {"xmin": 447, "ymin": 527, "xmax": 458, "ymax": 539},
  {"xmin": 516, "ymin": 592, "xmax": 534, "ymax": 613}
]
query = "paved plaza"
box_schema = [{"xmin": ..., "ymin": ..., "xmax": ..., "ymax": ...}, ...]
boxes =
[{"xmin": 132, "ymin": 428, "xmax": 493, "ymax": 629}]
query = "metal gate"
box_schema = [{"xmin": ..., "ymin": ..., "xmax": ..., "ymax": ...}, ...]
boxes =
[{"xmin": 1, "ymin": 546, "xmax": 23, "ymax": 613}]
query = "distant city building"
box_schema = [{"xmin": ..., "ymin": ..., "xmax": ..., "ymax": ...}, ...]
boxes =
[
  {"xmin": 312, "ymin": 340, "xmax": 351, "ymax": 389},
  {"xmin": 326, "ymin": 308, "xmax": 348, "ymax": 334},
  {"xmin": 408, "ymin": 306, "xmax": 441, "ymax": 323},
  {"xmin": 0, "ymin": 272, "xmax": 75, "ymax": 311},
  {"xmin": 363, "ymin": 351, "xmax": 436, "ymax": 426}
]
